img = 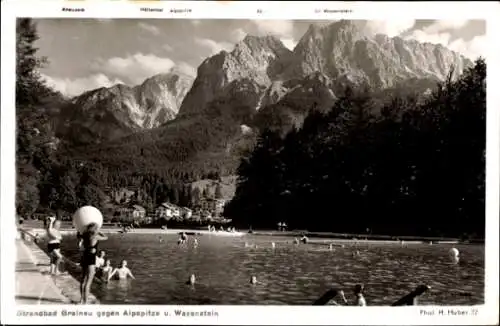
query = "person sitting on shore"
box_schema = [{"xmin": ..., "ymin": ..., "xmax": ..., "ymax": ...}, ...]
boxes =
[
  {"xmin": 46, "ymin": 216, "xmax": 63, "ymax": 276},
  {"xmin": 108, "ymin": 260, "xmax": 135, "ymax": 281}
]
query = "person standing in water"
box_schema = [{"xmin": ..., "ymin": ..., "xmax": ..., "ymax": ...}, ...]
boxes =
[
  {"xmin": 78, "ymin": 223, "xmax": 108, "ymax": 304},
  {"xmin": 108, "ymin": 260, "xmax": 135, "ymax": 281},
  {"xmin": 100, "ymin": 259, "xmax": 113, "ymax": 281},
  {"xmin": 95, "ymin": 250, "xmax": 106, "ymax": 269},
  {"xmin": 46, "ymin": 216, "xmax": 63, "ymax": 275}
]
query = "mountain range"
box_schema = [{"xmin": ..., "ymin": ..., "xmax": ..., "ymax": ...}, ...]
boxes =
[{"xmin": 54, "ymin": 20, "xmax": 473, "ymax": 177}]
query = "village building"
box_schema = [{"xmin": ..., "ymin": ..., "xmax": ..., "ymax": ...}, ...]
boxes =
[
  {"xmin": 155, "ymin": 202, "xmax": 181, "ymax": 220},
  {"xmin": 200, "ymin": 198, "xmax": 226, "ymax": 217},
  {"xmin": 181, "ymin": 207, "xmax": 193, "ymax": 219},
  {"xmin": 114, "ymin": 204, "xmax": 147, "ymax": 223}
]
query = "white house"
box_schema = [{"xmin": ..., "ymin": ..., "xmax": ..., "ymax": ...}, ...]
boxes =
[
  {"xmin": 182, "ymin": 207, "xmax": 193, "ymax": 219},
  {"xmin": 156, "ymin": 202, "xmax": 181, "ymax": 219}
]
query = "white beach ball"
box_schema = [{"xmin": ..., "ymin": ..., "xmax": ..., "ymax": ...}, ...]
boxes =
[{"xmin": 73, "ymin": 206, "xmax": 103, "ymax": 233}]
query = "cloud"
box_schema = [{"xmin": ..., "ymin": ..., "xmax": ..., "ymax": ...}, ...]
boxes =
[
  {"xmin": 448, "ymin": 35, "xmax": 487, "ymax": 60},
  {"xmin": 175, "ymin": 62, "xmax": 197, "ymax": 77},
  {"xmin": 253, "ymin": 20, "xmax": 294, "ymax": 37},
  {"xmin": 404, "ymin": 20, "xmax": 484, "ymax": 60},
  {"xmin": 252, "ymin": 20, "xmax": 298, "ymax": 52},
  {"xmin": 423, "ymin": 20, "xmax": 469, "ymax": 34},
  {"xmin": 95, "ymin": 19, "xmax": 112, "ymax": 23},
  {"xmin": 406, "ymin": 30, "xmax": 452, "ymax": 47},
  {"xmin": 42, "ymin": 73, "xmax": 124, "ymax": 97},
  {"xmin": 364, "ymin": 20, "xmax": 416, "ymax": 37},
  {"xmin": 138, "ymin": 22, "xmax": 160, "ymax": 35},
  {"xmin": 162, "ymin": 44, "xmax": 174, "ymax": 52},
  {"xmin": 93, "ymin": 53, "xmax": 179, "ymax": 85},
  {"xmin": 230, "ymin": 28, "xmax": 247, "ymax": 42},
  {"xmin": 194, "ymin": 38, "xmax": 234, "ymax": 55}
]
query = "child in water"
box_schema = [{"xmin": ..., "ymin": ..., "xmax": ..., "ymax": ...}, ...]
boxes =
[
  {"xmin": 101, "ymin": 259, "xmax": 113, "ymax": 281},
  {"xmin": 178, "ymin": 232, "xmax": 188, "ymax": 245},
  {"xmin": 108, "ymin": 260, "xmax": 135, "ymax": 281},
  {"xmin": 95, "ymin": 250, "xmax": 106, "ymax": 269}
]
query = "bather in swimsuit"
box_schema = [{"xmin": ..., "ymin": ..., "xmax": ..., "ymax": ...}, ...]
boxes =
[
  {"xmin": 47, "ymin": 242, "xmax": 61, "ymax": 264},
  {"xmin": 80, "ymin": 243, "xmax": 99, "ymax": 268}
]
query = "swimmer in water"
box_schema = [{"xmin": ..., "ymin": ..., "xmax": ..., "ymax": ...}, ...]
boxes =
[
  {"xmin": 46, "ymin": 216, "xmax": 63, "ymax": 275},
  {"xmin": 186, "ymin": 274, "xmax": 196, "ymax": 285},
  {"xmin": 293, "ymin": 238, "xmax": 300, "ymax": 245},
  {"xmin": 100, "ymin": 259, "xmax": 113, "ymax": 281},
  {"xmin": 193, "ymin": 238, "xmax": 199, "ymax": 247},
  {"xmin": 300, "ymin": 235, "xmax": 308, "ymax": 244},
  {"xmin": 250, "ymin": 276, "xmax": 257, "ymax": 285},
  {"xmin": 178, "ymin": 232, "xmax": 188, "ymax": 245},
  {"xmin": 108, "ymin": 260, "xmax": 135, "ymax": 281},
  {"xmin": 353, "ymin": 284, "xmax": 367, "ymax": 306},
  {"xmin": 95, "ymin": 250, "xmax": 106, "ymax": 269}
]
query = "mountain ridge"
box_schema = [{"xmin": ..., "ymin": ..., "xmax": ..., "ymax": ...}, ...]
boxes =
[
  {"xmin": 58, "ymin": 19, "xmax": 475, "ymax": 175},
  {"xmin": 57, "ymin": 70, "xmax": 194, "ymax": 144}
]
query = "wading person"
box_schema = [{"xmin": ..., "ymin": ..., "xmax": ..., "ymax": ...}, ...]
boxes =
[
  {"xmin": 108, "ymin": 260, "xmax": 135, "ymax": 281},
  {"xmin": 78, "ymin": 223, "xmax": 108, "ymax": 304},
  {"xmin": 100, "ymin": 259, "xmax": 113, "ymax": 281},
  {"xmin": 46, "ymin": 216, "xmax": 63, "ymax": 275}
]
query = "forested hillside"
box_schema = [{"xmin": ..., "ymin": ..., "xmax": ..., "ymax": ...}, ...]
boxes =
[{"xmin": 226, "ymin": 60, "xmax": 486, "ymax": 239}]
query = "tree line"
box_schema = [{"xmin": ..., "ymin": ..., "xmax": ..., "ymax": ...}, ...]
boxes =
[
  {"xmin": 225, "ymin": 60, "xmax": 486, "ymax": 239},
  {"xmin": 15, "ymin": 19, "xmax": 226, "ymax": 219}
]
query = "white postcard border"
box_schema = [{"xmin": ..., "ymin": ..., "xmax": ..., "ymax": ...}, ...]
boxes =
[{"xmin": 1, "ymin": 1, "xmax": 499, "ymax": 325}]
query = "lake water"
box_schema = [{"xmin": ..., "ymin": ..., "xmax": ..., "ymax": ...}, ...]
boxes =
[{"xmin": 43, "ymin": 233, "xmax": 484, "ymax": 305}]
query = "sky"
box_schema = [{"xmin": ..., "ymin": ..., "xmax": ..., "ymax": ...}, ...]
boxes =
[{"xmin": 32, "ymin": 19, "xmax": 486, "ymax": 97}]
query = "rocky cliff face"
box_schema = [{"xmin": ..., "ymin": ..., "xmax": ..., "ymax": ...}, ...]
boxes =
[
  {"xmin": 178, "ymin": 35, "xmax": 293, "ymax": 117},
  {"xmin": 286, "ymin": 21, "xmax": 471, "ymax": 88},
  {"xmin": 58, "ymin": 71, "xmax": 194, "ymax": 143},
  {"xmin": 63, "ymin": 20, "xmax": 474, "ymax": 166},
  {"xmin": 178, "ymin": 20, "xmax": 472, "ymax": 125}
]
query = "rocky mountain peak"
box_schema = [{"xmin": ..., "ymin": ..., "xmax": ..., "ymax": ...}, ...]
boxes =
[
  {"xmin": 61, "ymin": 69, "xmax": 195, "ymax": 143},
  {"xmin": 286, "ymin": 20, "xmax": 472, "ymax": 88},
  {"xmin": 178, "ymin": 35, "xmax": 293, "ymax": 117}
]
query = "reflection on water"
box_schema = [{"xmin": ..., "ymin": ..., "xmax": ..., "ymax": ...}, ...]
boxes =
[{"xmin": 52, "ymin": 234, "xmax": 484, "ymax": 305}]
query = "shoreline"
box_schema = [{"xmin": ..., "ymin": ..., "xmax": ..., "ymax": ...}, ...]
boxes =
[
  {"xmin": 22, "ymin": 227, "xmax": 480, "ymax": 246},
  {"xmin": 25, "ymin": 227, "xmax": 246, "ymax": 237},
  {"xmin": 18, "ymin": 229, "xmax": 99, "ymax": 304},
  {"xmin": 19, "ymin": 221, "xmax": 482, "ymax": 243}
]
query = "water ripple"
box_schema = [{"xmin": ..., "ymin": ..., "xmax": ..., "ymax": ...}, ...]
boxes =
[{"xmin": 47, "ymin": 234, "xmax": 485, "ymax": 305}]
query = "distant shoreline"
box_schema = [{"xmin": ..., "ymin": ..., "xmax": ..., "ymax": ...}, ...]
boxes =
[{"xmin": 21, "ymin": 226, "xmax": 483, "ymax": 245}]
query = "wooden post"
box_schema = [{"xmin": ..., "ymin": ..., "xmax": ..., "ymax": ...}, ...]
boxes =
[
  {"xmin": 391, "ymin": 285, "xmax": 431, "ymax": 306},
  {"xmin": 313, "ymin": 289, "xmax": 339, "ymax": 305}
]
